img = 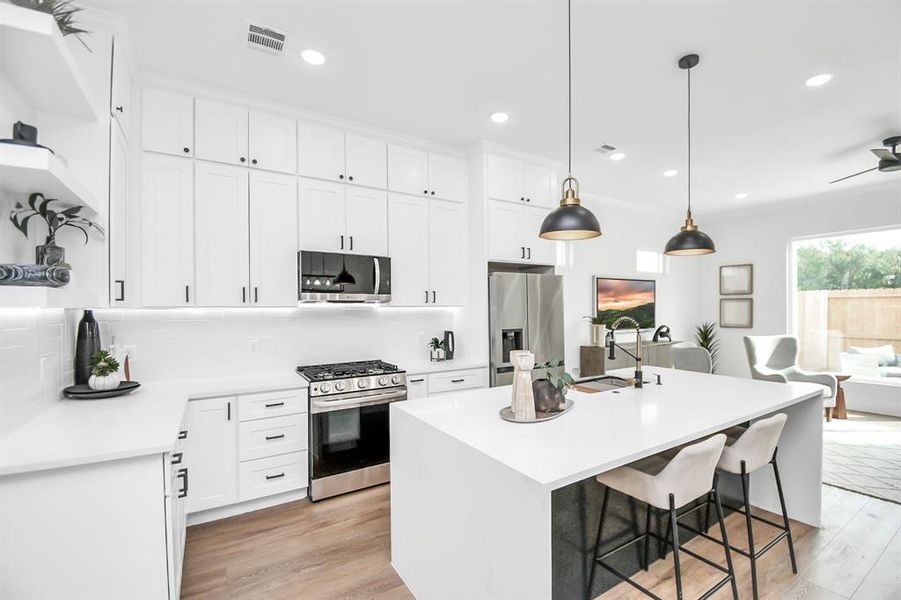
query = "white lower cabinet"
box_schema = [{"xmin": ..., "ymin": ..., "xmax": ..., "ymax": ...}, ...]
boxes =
[
  {"xmin": 428, "ymin": 368, "xmax": 487, "ymax": 394},
  {"xmin": 406, "ymin": 374, "xmax": 428, "ymax": 399},
  {"xmin": 184, "ymin": 396, "xmax": 237, "ymax": 513},
  {"xmin": 238, "ymin": 413, "xmax": 308, "ymax": 461},
  {"xmin": 239, "ymin": 451, "xmax": 309, "ymax": 502}
]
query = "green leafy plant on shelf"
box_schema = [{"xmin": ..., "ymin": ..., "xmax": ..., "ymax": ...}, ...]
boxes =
[
  {"xmin": 9, "ymin": 193, "xmax": 105, "ymax": 242},
  {"xmin": 428, "ymin": 337, "xmax": 448, "ymax": 351},
  {"xmin": 11, "ymin": 0, "xmax": 92, "ymax": 51},
  {"xmin": 90, "ymin": 350, "xmax": 120, "ymax": 377},
  {"xmin": 695, "ymin": 321, "xmax": 720, "ymax": 374},
  {"xmin": 534, "ymin": 360, "xmax": 575, "ymax": 391}
]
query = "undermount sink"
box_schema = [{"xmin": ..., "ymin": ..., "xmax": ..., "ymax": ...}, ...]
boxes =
[{"xmin": 575, "ymin": 375, "xmax": 633, "ymax": 392}]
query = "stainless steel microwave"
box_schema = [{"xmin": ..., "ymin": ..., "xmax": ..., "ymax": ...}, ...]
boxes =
[{"xmin": 298, "ymin": 251, "xmax": 391, "ymax": 303}]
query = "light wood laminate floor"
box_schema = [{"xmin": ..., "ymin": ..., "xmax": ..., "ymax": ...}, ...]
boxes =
[{"xmin": 181, "ymin": 484, "xmax": 901, "ymax": 599}]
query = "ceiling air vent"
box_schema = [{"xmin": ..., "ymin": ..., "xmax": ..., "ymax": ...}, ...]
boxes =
[
  {"xmin": 593, "ymin": 143, "xmax": 618, "ymax": 156},
  {"xmin": 246, "ymin": 23, "xmax": 286, "ymax": 55}
]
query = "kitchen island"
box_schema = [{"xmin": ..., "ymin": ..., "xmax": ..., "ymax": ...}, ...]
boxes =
[{"xmin": 390, "ymin": 366, "xmax": 825, "ymax": 600}]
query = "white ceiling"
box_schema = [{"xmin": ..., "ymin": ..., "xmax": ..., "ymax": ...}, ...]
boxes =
[{"xmin": 86, "ymin": 0, "xmax": 901, "ymax": 214}]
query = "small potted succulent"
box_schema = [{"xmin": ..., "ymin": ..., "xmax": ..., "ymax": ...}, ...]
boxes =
[
  {"xmin": 583, "ymin": 315, "xmax": 607, "ymax": 347},
  {"xmin": 88, "ymin": 350, "xmax": 121, "ymax": 391},
  {"xmin": 428, "ymin": 337, "xmax": 447, "ymax": 361},
  {"xmin": 532, "ymin": 360, "xmax": 574, "ymax": 412}
]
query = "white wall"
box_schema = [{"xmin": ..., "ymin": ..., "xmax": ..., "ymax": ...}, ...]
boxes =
[{"xmin": 697, "ymin": 180, "xmax": 901, "ymax": 377}]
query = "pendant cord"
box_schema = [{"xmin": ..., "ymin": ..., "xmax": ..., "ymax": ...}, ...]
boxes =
[
  {"xmin": 567, "ymin": 0, "xmax": 572, "ymax": 179},
  {"xmin": 687, "ymin": 65, "xmax": 691, "ymax": 215}
]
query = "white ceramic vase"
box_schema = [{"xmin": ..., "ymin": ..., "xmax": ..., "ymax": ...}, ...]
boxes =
[
  {"xmin": 510, "ymin": 351, "xmax": 536, "ymax": 421},
  {"xmin": 89, "ymin": 373, "xmax": 120, "ymax": 391}
]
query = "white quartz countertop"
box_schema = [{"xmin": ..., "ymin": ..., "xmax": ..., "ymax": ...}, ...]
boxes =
[
  {"xmin": 0, "ymin": 373, "xmax": 308, "ymax": 477},
  {"xmin": 395, "ymin": 359, "xmax": 487, "ymax": 375},
  {"xmin": 392, "ymin": 367, "xmax": 824, "ymax": 490}
]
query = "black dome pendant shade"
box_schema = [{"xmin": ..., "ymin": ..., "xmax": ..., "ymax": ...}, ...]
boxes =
[
  {"xmin": 664, "ymin": 53, "xmax": 715, "ymax": 256},
  {"xmin": 537, "ymin": 0, "xmax": 601, "ymax": 242}
]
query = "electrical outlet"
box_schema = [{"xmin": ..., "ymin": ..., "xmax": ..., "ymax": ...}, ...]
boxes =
[{"xmin": 248, "ymin": 339, "xmax": 260, "ymax": 354}]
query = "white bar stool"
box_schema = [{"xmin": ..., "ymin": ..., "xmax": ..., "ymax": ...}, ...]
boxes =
[
  {"xmin": 587, "ymin": 434, "xmax": 738, "ymax": 600},
  {"xmin": 687, "ymin": 413, "xmax": 798, "ymax": 600}
]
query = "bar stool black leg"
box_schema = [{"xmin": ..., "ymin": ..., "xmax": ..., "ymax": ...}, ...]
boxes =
[
  {"xmin": 740, "ymin": 460, "xmax": 759, "ymax": 600},
  {"xmin": 713, "ymin": 476, "xmax": 739, "ymax": 600},
  {"xmin": 668, "ymin": 493, "xmax": 684, "ymax": 600},
  {"xmin": 772, "ymin": 455, "xmax": 798, "ymax": 574},
  {"xmin": 643, "ymin": 503, "xmax": 652, "ymax": 571},
  {"xmin": 704, "ymin": 491, "xmax": 712, "ymax": 534},
  {"xmin": 587, "ymin": 487, "xmax": 609, "ymax": 600}
]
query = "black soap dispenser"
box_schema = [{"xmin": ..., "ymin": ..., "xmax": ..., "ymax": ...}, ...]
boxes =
[{"xmin": 74, "ymin": 309, "xmax": 101, "ymax": 385}]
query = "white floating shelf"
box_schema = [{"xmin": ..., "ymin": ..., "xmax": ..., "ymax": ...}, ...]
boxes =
[
  {"xmin": 0, "ymin": 144, "xmax": 100, "ymax": 216},
  {"xmin": 0, "ymin": 3, "xmax": 100, "ymax": 120}
]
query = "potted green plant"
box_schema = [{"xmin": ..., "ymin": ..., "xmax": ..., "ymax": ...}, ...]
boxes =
[
  {"xmin": 583, "ymin": 315, "xmax": 607, "ymax": 346},
  {"xmin": 9, "ymin": 193, "xmax": 104, "ymax": 266},
  {"xmin": 695, "ymin": 321, "xmax": 720, "ymax": 374},
  {"xmin": 428, "ymin": 337, "xmax": 447, "ymax": 361},
  {"xmin": 88, "ymin": 350, "xmax": 121, "ymax": 391},
  {"xmin": 532, "ymin": 360, "xmax": 574, "ymax": 412}
]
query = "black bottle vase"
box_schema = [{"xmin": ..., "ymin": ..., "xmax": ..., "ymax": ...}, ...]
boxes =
[{"xmin": 74, "ymin": 310, "xmax": 101, "ymax": 385}]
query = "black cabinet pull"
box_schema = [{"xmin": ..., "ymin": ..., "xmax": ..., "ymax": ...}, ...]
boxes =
[
  {"xmin": 115, "ymin": 106, "xmax": 124, "ymax": 112},
  {"xmin": 527, "ymin": 247, "xmax": 531, "ymax": 259},
  {"xmin": 349, "ymin": 236, "xmax": 354, "ymax": 251},
  {"xmin": 185, "ymin": 285, "xmax": 190, "ymax": 303},
  {"xmin": 227, "ymin": 402, "xmax": 231, "ymax": 421},
  {"xmin": 432, "ymin": 290, "xmax": 436, "ymax": 303},
  {"xmin": 178, "ymin": 430, "xmax": 188, "ymax": 440},
  {"xmin": 242, "ymin": 286, "xmax": 247, "ymax": 303},
  {"xmin": 339, "ymin": 174, "xmax": 345, "ymax": 180},
  {"xmin": 264, "ymin": 401, "xmax": 285, "ymax": 408},
  {"xmin": 183, "ymin": 147, "xmax": 190, "ymax": 154},
  {"xmin": 251, "ymin": 159, "xmax": 258, "ymax": 165},
  {"xmin": 265, "ymin": 433, "xmax": 285, "ymax": 441},
  {"xmin": 266, "ymin": 472, "xmax": 285, "ymax": 480},
  {"xmin": 424, "ymin": 290, "xmax": 429, "ymax": 303},
  {"xmin": 520, "ymin": 247, "xmax": 525, "ymax": 259},
  {"xmin": 254, "ymin": 286, "xmax": 259, "ymax": 303},
  {"xmin": 177, "ymin": 468, "xmax": 189, "ymax": 498},
  {"xmin": 409, "ymin": 378, "xmax": 425, "ymax": 383},
  {"xmin": 240, "ymin": 157, "xmax": 246, "ymax": 163},
  {"xmin": 340, "ymin": 235, "xmax": 344, "ymax": 250},
  {"xmin": 451, "ymin": 378, "xmax": 465, "ymax": 383},
  {"xmin": 171, "ymin": 452, "xmax": 183, "ymax": 465},
  {"xmin": 114, "ymin": 279, "xmax": 125, "ymax": 302},
  {"xmin": 348, "ymin": 175, "xmax": 354, "ymax": 181}
]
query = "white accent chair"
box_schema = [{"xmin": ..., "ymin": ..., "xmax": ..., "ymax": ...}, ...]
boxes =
[
  {"xmin": 671, "ymin": 342, "xmax": 713, "ymax": 374},
  {"xmin": 743, "ymin": 335, "xmax": 837, "ymax": 420},
  {"xmin": 588, "ymin": 435, "xmax": 738, "ymax": 600}
]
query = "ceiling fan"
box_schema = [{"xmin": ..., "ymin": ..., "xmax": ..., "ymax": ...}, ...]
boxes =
[{"xmin": 829, "ymin": 135, "xmax": 901, "ymax": 184}]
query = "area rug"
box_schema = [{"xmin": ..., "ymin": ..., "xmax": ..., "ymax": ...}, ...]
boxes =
[{"xmin": 822, "ymin": 411, "xmax": 901, "ymax": 504}]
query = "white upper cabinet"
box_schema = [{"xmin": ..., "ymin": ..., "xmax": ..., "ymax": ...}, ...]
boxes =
[
  {"xmin": 110, "ymin": 37, "xmax": 131, "ymax": 140},
  {"xmin": 521, "ymin": 206, "xmax": 555, "ymax": 264},
  {"xmin": 195, "ymin": 99, "xmax": 249, "ymax": 167},
  {"xmin": 487, "ymin": 154, "xmax": 523, "ymax": 203},
  {"xmin": 298, "ymin": 178, "xmax": 346, "ymax": 253},
  {"xmin": 194, "ymin": 161, "xmax": 250, "ymax": 307},
  {"xmin": 249, "ymin": 171, "xmax": 298, "ymax": 306},
  {"xmin": 388, "ymin": 194, "xmax": 430, "ymax": 306},
  {"xmin": 428, "ymin": 199, "xmax": 467, "ymax": 306},
  {"xmin": 142, "ymin": 88, "xmax": 194, "ymax": 157},
  {"xmin": 345, "ymin": 134, "xmax": 387, "ymax": 189},
  {"xmin": 427, "ymin": 154, "xmax": 466, "ymax": 203},
  {"xmin": 298, "ymin": 123, "xmax": 346, "ymax": 182},
  {"xmin": 487, "ymin": 200, "xmax": 554, "ymax": 265},
  {"xmin": 142, "ymin": 153, "xmax": 194, "ymax": 307},
  {"xmin": 522, "ymin": 163, "xmax": 556, "ymax": 208},
  {"xmin": 249, "ymin": 112, "xmax": 296, "ymax": 175},
  {"xmin": 388, "ymin": 144, "xmax": 429, "ymax": 196},
  {"xmin": 345, "ymin": 187, "xmax": 388, "ymax": 256},
  {"xmin": 109, "ymin": 128, "xmax": 129, "ymax": 306}
]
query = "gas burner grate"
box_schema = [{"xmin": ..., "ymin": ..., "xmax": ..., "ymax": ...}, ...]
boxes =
[{"xmin": 296, "ymin": 360, "xmax": 400, "ymax": 381}]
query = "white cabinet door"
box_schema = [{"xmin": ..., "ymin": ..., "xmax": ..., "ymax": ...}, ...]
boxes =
[
  {"xmin": 298, "ymin": 122, "xmax": 345, "ymax": 182},
  {"xmin": 345, "ymin": 134, "xmax": 387, "ymax": 189},
  {"xmin": 387, "ymin": 144, "xmax": 429, "ymax": 196},
  {"xmin": 249, "ymin": 171, "xmax": 298, "ymax": 306},
  {"xmin": 299, "ymin": 178, "xmax": 346, "ymax": 252},
  {"xmin": 487, "ymin": 154, "xmax": 523, "ymax": 203},
  {"xmin": 345, "ymin": 187, "xmax": 388, "ymax": 255},
  {"xmin": 195, "ymin": 162, "xmax": 250, "ymax": 307},
  {"xmin": 142, "ymin": 88, "xmax": 194, "ymax": 157},
  {"xmin": 428, "ymin": 199, "xmax": 467, "ymax": 306},
  {"xmin": 522, "ymin": 206, "xmax": 555, "ymax": 264},
  {"xmin": 195, "ymin": 99, "xmax": 249, "ymax": 166},
  {"xmin": 142, "ymin": 153, "xmax": 194, "ymax": 306},
  {"xmin": 184, "ymin": 397, "xmax": 237, "ymax": 513},
  {"xmin": 249, "ymin": 111, "xmax": 296, "ymax": 175},
  {"xmin": 522, "ymin": 163, "xmax": 556, "ymax": 208},
  {"xmin": 109, "ymin": 128, "xmax": 129, "ymax": 306},
  {"xmin": 487, "ymin": 200, "xmax": 524, "ymax": 262},
  {"xmin": 406, "ymin": 374, "xmax": 428, "ymax": 399},
  {"xmin": 428, "ymin": 154, "xmax": 466, "ymax": 203},
  {"xmin": 388, "ymin": 194, "xmax": 429, "ymax": 306},
  {"xmin": 110, "ymin": 37, "xmax": 131, "ymax": 140}
]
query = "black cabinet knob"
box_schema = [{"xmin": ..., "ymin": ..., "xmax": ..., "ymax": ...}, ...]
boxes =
[
  {"xmin": 240, "ymin": 157, "xmax": 246, "ymax": 163},
  {"xmin": 183, "ymin": 147, "xmax": 190, "ymax": 153},
  {"xmin": 430, "ymin": 191, "xmax": 435, "ymax": 195},
  {"xmin": 339, "ymin": 174, "xmax": 345, "ymax": 179},
  {"xmin": 423, "ymin": 190, "xmax": 428, "ymax": 194},
  {"xmin": 526, "ymin": 198, "xmax": 531, "ymax": 202},
  {"xmin": 251, "ymin": 159, "xmax": 258, "ymax": 165},
  {"xmin": 348, "ymin": 175, "xmax": 354, "ymax": 181},
  {"xmin": 115, "ymin": 106, "xmax": 124, "ymax": 112}
]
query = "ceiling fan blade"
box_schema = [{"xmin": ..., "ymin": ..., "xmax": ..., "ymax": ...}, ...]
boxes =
[
  {"xmin": 829, "ymin": 167, "xmax": 878, "ymax": 184},
  {"xmin": 871, "ymin": 148, "xmax": 900, "ymax": 162}
]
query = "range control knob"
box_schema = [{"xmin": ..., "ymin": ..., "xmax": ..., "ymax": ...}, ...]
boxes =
[
  {"xmin": 357, "ymin": 379, "xmax": 369, "ymax": 389},
  {"xmin": 377, "ymin": 376, "xmax": 387, "ymax": 386},
  {"xmin": 334, "ymin": 381, "xmax": 346, "ymax": 392},
  {"xmin": 320, "ymin": 382, "xmax": 331, "ymax": 393},
  {"xmin": 391, "ymin": 375, "xmax": 401, "ymax": 385}
]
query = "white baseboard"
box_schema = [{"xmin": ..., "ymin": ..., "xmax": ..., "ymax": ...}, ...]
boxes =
[{"xmin": 187, "ymin": 488, "xmax": 308, "ymax": 526}]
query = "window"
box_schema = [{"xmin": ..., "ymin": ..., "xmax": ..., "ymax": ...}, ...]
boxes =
[
  {"xmin": 636, "ymin": 249, "xmax": 669, "ymax": 275},
  {"xmin": 791, "ymin": 228, "xmax": 901, "ymax": 373}
]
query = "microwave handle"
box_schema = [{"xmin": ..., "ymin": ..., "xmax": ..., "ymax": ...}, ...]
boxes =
[{"xmin": 373, "ymin": 257, "xmax": 381, "ymax": 295}]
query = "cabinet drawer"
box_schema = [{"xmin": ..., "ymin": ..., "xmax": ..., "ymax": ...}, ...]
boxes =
[
  {"xmin": 239, "ymin": 451, "xmax": 308, "ymax": 502},
  {"xmin": 406, "ymin": 374, "xmax": 428, "ymax": 400},
  {"xmin": 238, "ymin": 389, "xmax": 306, "ymax": 421},
  {"xmin": 428, "ymin": 369, "xmax": 486, "ymax": 394},
  {"xmin": 238, "ymin": 413, "xmax": 308, "ymax": 461}
]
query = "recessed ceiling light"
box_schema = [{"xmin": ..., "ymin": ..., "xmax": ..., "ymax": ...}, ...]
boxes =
[
  {"xmin": 663, "ymin": 169, "xmax": 678, "ymax": 177},
  {"xmin": 805, "ymin": 73, "xmax": 832, "ymax": 87},
  {"xmin": 609, "ymin": 152, "xmax": 626, "ymax": 161},
  {"xmin": 734, "ymin": 192, "xmax": 749, "ymax": 200},
  {"xmin": 300, "ymin": 49, "xmax": 326, "ymax": 66},
  {"xmin": 490, "ymin": 112, "xmax": 509, "ymax": 124}
]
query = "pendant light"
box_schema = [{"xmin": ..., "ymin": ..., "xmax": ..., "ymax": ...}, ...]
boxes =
[
  {"xmin": 539, "ymin": 0, "xmax": 601, "ymax": 241},
  {"xmin": 664, "ymin": 54, "xmax": 716, "ymax": 256}
]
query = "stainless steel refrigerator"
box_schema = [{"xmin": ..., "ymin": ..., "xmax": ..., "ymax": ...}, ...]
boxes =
[{"xmin": 488, "ymin": 273, "xmax": 565, "ymax": 387}]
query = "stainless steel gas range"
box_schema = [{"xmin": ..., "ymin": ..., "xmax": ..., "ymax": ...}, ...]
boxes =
[{"xmin": 296, "ymin": 360, "xmax": 407, "ymax": 501}]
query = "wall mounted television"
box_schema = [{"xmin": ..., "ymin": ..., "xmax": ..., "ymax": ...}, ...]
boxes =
[{"xmin": 594, "ymin": 277, "xmax": 656, "ymax": 329}]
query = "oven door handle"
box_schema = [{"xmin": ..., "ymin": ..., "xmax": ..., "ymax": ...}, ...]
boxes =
[{"xmin": 311, "ymin": 389, "xmax": 407, "ymax": 412}]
